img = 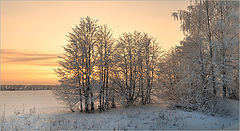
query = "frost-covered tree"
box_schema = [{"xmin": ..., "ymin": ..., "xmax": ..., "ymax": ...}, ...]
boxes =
[
  {"xmin": 213, "ymin": 0, "xmax": 239, "ymax": 98},
  {"xmin": 96, "ymin": 25, "xmax": 114, "ymax": 111},
  {"xmin": 55, "ymin": 17, "xmax": 118, "ymax": 113},
  {"xmin": 113, "ymin": 31, "xmax": 160, "ymax": 106},
  {"xmin": 172, "ymin": 0, "xmax": 239, "ymax": 98},
  {"xmin": 56, "ymin": 17, "xmax": 99, "ymax": 113},
  {"xmin": 165, "ymin": 0, "xmax": 239, "ymax": 114}
]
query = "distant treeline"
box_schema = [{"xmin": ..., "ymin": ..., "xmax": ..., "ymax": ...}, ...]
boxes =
[{"xmin": 0, "ymin": 85, "xmax": 58, "ymax": 91}]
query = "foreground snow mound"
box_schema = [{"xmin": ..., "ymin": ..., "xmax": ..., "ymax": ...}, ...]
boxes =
[{"xmin": 1, "ymin": 104, "xmax": 238, "ymax": 130}]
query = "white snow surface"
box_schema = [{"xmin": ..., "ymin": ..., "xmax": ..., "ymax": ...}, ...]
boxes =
[{"xmin": 0, "ymin": 90, "xmax": 239, "ymax": 130}]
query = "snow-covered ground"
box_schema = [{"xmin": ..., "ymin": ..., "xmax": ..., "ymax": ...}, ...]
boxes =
[{"xmin": 0, "ymin": 90, "xmax": 239, "ymax": 130}]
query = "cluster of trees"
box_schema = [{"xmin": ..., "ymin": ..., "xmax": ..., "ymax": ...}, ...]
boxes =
[
  {"xmin": 55, "ymin": 17, "xmax": 160, "ymax": 112},
  {"xmin": 161, "ymin": 0, "xmax": 239, "ymax": 112},
  {"xmin": 113, "ymin": 32, "xmax": 160, "ymax": 106},
  {"xmin": 55, "ymin": 0, "xmax": 239, "ymax": 114}
]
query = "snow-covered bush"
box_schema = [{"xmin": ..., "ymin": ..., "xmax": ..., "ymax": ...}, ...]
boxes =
[{"xmin": 163, "ymin": 84, "xmax": 231, "ymax": 115}]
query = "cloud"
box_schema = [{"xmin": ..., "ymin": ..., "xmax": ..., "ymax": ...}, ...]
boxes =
[{"xmin": 1, "ymin": 49, "xmax": 61, "ymax": 67}]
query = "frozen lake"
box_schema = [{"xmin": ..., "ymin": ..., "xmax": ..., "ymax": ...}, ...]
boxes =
[{"xmin": 0, "ymin": 90, "xmax": 67, "ymax": 116}]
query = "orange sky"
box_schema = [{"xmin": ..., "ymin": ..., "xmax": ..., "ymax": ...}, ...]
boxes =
[{"xmin": 1, "ymin": 0, "xmax": 189, "ymax": 85}]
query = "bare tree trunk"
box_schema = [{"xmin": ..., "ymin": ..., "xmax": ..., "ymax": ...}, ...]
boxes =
[
  {"xmin": 129, "ymin": 49, "xmax": 133, "ymax": 104},
  {"xmin": 78, "ymin": 74, "xmax": 83, "ymax": 112},
  {"xmin": 89, "ymin": 46, "xmax": 94, "ymax": 112},
  {"xmin": 99, "ymin": 44, "xmax": 103, "ymax": 111},
  {"xmin": 145, "ymin": 42, "xmax": 150, "ymax": 104},
  {"xmin": 206, "ymin": 1, "xmax": 217, "ymax": 95},
  {"xmin": 220, "ymin": 5, "xmax": 227, "ymax": 98},
  {"xmin": 140, "ymin": 60, "xmax": 144, "ymax": 104},
  {"xmin": 105, "ymin": 65, "xmax": 109, "ymax": 109},
  {"xmin": 111, "ymin": 96, "xmax": 116, "ymax": 108}
]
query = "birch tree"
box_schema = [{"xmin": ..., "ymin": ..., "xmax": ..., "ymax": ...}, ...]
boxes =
[
  {"xmin": 113, "ymin": 31, "xmax": 160, "ymax": 106},
  {"xmin": 166, "ymin": 0, "xmax": 239, "ymax": 113},
  {"xmin": 56, "ymin": 16, "xmax": 99, "ymax": 113},
  {"xmin": 96, "ymin": 25, "xmax": 114, "ymax": 111}
]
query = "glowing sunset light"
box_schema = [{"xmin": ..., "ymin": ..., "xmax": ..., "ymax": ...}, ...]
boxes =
[{"xmin": 1, "ymin": 0, "xmax": 189, "ymax": 84}]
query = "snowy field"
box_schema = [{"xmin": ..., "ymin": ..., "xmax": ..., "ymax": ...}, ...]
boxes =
[{"xmin": 0, "ymin": 90, "xmax": 239, "ymax": 130}]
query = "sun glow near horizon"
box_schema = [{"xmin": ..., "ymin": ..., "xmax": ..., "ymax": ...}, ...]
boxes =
[{"xmin": 1, "ymin": 0, "xmax": 189, "ymax": 85}]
